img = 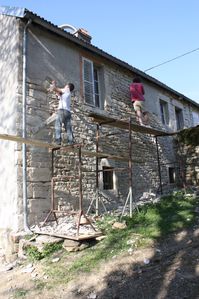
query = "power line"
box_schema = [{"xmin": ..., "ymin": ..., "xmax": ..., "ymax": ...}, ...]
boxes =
[{"xmin": 144, "ymin": 47, "xmax": 199, "ymax": 72}]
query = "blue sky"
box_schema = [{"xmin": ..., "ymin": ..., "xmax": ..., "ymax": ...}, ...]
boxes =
[{"xmin": 1, "ymin": 0, "xmax": 199, "ymax": 103}]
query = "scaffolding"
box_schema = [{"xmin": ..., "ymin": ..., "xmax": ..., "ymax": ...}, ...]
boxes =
[
  {"xmin": 42, "ymin": 144, "xmax": 98, "ymax": 238},
  {"xmin": 86, "ymin": 113, "xmax": 174, "ymax": 217},
  {"xmin": 0, "ymin": 119, "xmax": 176, "ymax": 239}
]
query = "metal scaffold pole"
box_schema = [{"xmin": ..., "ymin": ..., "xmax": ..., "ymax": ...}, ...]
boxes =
[
  {"xmin": 155, "ymin": 136, "xmax": 163, "ymax": 195},
  {"xmin": 121, "ymin": 117, "xmax": 136, "ymax": 218},
  {"xmin": 129, "ymin": 117, "xmax": 133, "ymax": 217},
  {"xmin": 96, "ymin": 124, "xmax": 100, "ymax": 216}
]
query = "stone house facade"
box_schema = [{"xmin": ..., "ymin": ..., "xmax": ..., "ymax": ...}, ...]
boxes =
[{"xmin": 0, "ymin": 7, "xmax": 199, "ymax": 251}]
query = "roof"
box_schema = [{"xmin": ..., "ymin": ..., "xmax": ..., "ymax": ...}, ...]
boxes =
[{"xmin": 1, "ymin": 5, "xmax": 199, "ymax": 109}]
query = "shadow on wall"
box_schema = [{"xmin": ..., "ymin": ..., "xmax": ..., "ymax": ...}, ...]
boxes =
[{"xmin": 131, "ymin": 132, "xmax": 178, "ymax": 200}]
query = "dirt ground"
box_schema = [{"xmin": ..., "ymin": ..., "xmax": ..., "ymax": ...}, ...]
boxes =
[{"xmin": 1, "ymin": 226, "xmax": 199, "ymax": 299}]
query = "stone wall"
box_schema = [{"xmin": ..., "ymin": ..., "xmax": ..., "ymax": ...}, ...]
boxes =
[{"xmin": 24, "ymin": 75, "xmax": 179, "ymax": 223}]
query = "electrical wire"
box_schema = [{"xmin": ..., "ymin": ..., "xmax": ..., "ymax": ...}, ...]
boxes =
[{"xmin": 144, "ymin": 47, "xmax": 199, "ymax": 72}]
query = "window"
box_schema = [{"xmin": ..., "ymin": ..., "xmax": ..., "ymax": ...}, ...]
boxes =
[
  {"xmin": 175, "ymin": 107, "xmax": 184, "ymax": 130},
  {"xmin": 103, "ymin": 166, "xmax": 113, "ymax": 190},
  {"xmin": 168, "ymin": 167, "xmax": 176, "ymax": 184},
  {"xmin": 83, "ymin": 58, "xmax": 101, "ymax": 108},
  {"xmin": 159, "ymin": 100, "xmax": 169, "ymax": 125},
  {"xmin": 192, "ymin": 111, "xmax": 199, "ymax": 126}
]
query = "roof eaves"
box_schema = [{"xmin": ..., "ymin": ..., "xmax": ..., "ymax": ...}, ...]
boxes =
[{"xmin": 25, "ymin": 11, "xmax": 199, "ymax": 108}]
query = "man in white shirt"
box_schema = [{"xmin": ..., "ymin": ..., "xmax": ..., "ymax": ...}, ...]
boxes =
[{"xmin": 50, "ymin": 81, "xmax": 75, "ymax": 145}]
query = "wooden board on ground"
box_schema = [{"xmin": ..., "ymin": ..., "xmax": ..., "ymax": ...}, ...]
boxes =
[{"xmin": 34, "ymin": 230, "xmax": 103, "ymax": 241}]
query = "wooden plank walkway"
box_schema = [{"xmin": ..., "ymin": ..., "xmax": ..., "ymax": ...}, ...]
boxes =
[
  {"xmin": 89, "ymin": 113, "xmax": 175, "ymax": 137},
  {"xmin": 0, "ymin": 133, "xmax": 56, "ymax": 148},
  {"xmin": 0, "ymin": 133, "xmax": 143, "ymax": 162}
]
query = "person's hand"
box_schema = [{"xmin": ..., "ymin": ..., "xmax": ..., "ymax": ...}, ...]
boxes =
[{"xmin": 48, "ymin": 80, "xmax": 56, "ymax": 92}]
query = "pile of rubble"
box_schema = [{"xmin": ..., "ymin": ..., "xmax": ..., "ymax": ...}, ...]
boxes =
[{"xmin": 31, "ymin": 214, "xmax": 99, "ymax": 238}]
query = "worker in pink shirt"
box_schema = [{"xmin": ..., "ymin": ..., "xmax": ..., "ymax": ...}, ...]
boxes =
[{"xmin": 130, "ymin": 77, "xmax": 148, "ymax": 126}]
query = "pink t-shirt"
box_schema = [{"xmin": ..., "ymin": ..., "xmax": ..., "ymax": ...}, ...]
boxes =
[{"xmin": 130, "ymin": 82, "xmax": 145, "ymax": 102}]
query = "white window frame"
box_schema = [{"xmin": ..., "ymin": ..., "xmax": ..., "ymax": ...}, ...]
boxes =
[
  {"xmin": 83, "ymin": 57, "xmax": 101, "ymax": 108},
  {"xmin": 99, "ymin": 159, "xmax": 118, "ymax": 194}
]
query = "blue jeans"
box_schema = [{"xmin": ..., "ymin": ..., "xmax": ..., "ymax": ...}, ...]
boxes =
[{"xmin": 55, "ymin": 109, "xmax": 73, "ymax": 144}]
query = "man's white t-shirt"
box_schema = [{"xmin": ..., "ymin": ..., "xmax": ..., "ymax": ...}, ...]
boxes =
[{"xmin": 58, "ymin": 87, "xmax": 71, "ymax": 112}]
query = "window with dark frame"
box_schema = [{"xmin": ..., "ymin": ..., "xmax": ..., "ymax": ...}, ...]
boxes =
[
  {"xmin": 159, "ymin": 99, "xmax": 169, "ymax": 125},
  {"xmin": 175, "ymin": 107, "xmax": 184, "ymax": 130},
  {"xmin": 168, "ymin": 167, "xmax": 176, "ymax": 184},
  {"xmin": 83, "ymin": 57, "xmax": 101, "ymax": 108},
  {"xmin": 103, "ymin": 166, "xmax": 113, "ymax": 190}
]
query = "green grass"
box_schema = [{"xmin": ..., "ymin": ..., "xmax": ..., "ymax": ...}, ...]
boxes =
[
  {"xmin": 124, "ymin": 192, "xmax": 197, "ymax": 237},
  {"xmin": 13, "ymin": 288, "xmax": 28, "ymax": 298},
  {"xmin": 26, "ymin": 242, "xmax": 63, "ymax": 261},
  {"xmin": 32, "ymin": 190, "xmax": 199, "ymax": 288},
  {"xmin": 70, "ymin": 191, "xmax": 198, "ymax": 272}
]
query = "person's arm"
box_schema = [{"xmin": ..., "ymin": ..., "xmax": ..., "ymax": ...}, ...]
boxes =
[
  {"xmin": 52, "ymin": 83, "xmax": 63, "ymax": 94},
  {"xmin": 49, "ymin": 81, "xmax": 63, "ymax": 95}
]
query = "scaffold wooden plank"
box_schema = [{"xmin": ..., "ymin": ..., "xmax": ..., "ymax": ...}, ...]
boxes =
[
  {"xmin": 0, "ymin": 133, "xmax": 142, "ymax": 162},
  {"xmin": 0, "ymin": 133, "xmax": 56, "ymax": 148},
  {"xmin": 89, "ymin": 113, "xmax": 175, "ymax": 136}
]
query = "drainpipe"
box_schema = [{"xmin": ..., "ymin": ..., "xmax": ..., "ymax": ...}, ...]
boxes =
[{"xmin": 22, "ymin": 19, "xmax": 32, "ymax": 232}]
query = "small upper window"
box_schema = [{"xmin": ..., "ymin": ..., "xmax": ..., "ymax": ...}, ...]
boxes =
[
  {"xmin": 103, "ymin": 166, "xmax": 113, "ymax": 190},
  {"xmin": 83, "ymin": 57, "xmax": 101, "ymax": 108},
  {"xmin": 168, "ymin": 167, "xmax": 176, "ymax": 184},
  {"xmin": 192, "ymin": 111, "xmax": 199, "ymax": 126},
  {"xmin": 159, "ymin": 99, "xmax": 169, "ymax": 125},
  {"xmin": 175, "ymin": 107, "xmax": 184, "ymax": 130}
]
